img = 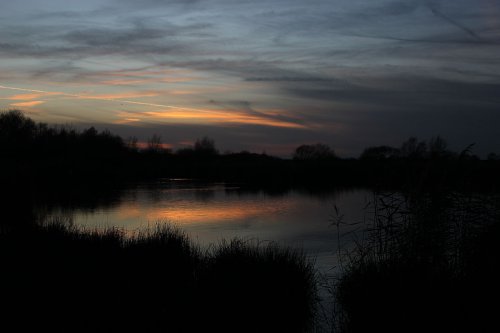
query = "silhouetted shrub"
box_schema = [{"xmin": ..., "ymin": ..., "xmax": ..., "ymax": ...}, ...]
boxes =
[
  {"xmin": 293, "ymin": 143, "xmax": 337, "ymax": 161},
  {"xmin": 197, "ymin": 239, "xmax": 318, "ymax": 332},
  {"xmin": 194, "ymin": 136, "xmax": 218, "ymax": 156}
]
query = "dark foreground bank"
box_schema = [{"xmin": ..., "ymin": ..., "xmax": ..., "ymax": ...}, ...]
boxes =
[{"xmin": 0, "ymin": 223, "xmax": 317, "ymax": 332}]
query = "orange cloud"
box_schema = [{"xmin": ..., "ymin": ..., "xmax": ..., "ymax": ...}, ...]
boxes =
[
  {"xmin": 143, "ymin": 109, "xmax": 306, "ymax": 129},
  {"xmin": 0, "ymin": 84, "xmax": 306, "ymax": 129},
  {"xmin": 10, "ymin": 100, "xmax": 45, "ymax": 107},
  {"xmin": 113, "ymin": 117, "xmax": 143, "ymax": 124},
  {"xmin": 8, "ymin": 92, "xmax": 59, "ymax": 100},
  {"xmin": 167, "ymin": 90, "xmax": 196, "ymax": 95}
]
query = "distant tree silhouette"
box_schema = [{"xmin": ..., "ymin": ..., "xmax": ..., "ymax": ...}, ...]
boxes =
[
  {"xmin": 2, "ymin": 110, "xmax": 498, "ymax": 191},
  {"xmin": 360, "ymin": 146, "xmax": 400, "ymax": 160},
  {"xmin": 428, "ymin": 136, "xmax": 454, "ymax": 159},
  {"xmin": 487, "ymin": 153, "xmax": 500, "ymax": 161},
  {"xmin": 126, "ymin": 136, "xmax": 139, "ymax": 152},
  {"xmin": 176, "ymin": 147, "xmax": 195, "ymax": 156},
  {"xmin": 457, "ymin": 143, "xmax": 478, "ymax": 161},
  {"xmin": 293, "ymin": 143, "xmax": 336, "ymax": 161},
  {"xmin": 82, "ymin": 126, "xmax": 98, "ymax": 138},
  {"xmin": 147, "ymin": 134, "xmax": 163, "ymax": 153},
  {"xmin": 194, "ymin": 136, "xmax": 218, "ymax": 156},
  {"xmin": 400, "ymin": 137, "xmax": 427, "ymax": 159},
  {"xmin": 0, "ymin": 109, "xmax": 37, "ymax": 155}
]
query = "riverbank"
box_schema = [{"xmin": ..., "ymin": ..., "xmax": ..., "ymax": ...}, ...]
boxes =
[{"xmin": 1, "ymin": 222, "xmax": 318, "ymax": 332}]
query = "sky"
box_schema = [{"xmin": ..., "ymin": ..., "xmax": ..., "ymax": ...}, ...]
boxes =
[{"xmin": 1, "ymin": 0, "xmax": 499, "ymax": 157}]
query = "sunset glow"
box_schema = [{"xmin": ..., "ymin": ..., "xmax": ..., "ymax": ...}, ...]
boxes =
[{"xmin": 10, "ymin": 100, "xmax": 46, "ymax": 108}]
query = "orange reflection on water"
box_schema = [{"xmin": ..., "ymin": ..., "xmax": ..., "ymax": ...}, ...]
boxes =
[
  {"xmin": 116, "ymin": 199, "xmax": 293, "ymax": 225},
  {"xmin": 115, "ymin": 203, "xmax": 143, "ymax": 220},
  {"xmin": 148, "ymin": 206, "xmax": 259, "ymax": 224}
]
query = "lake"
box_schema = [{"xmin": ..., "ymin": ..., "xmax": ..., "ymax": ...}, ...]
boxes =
[{"xmin": 45, "ymin": 179, "xmax": 373, "ymax": 276}]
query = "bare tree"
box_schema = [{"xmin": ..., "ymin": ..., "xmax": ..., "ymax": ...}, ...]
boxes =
[
  {"xmin": 126, "ymin": 136, "xmax": 138, "ymax": 151},
  {"xmin": 147, "ymin": 134, "xmax": 163, "ymax": 153}
]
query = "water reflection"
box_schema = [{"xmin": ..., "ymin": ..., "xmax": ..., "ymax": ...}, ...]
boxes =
[{"xmin": 42, "ymin": 179, "xmax": 371, "ymax": 274}]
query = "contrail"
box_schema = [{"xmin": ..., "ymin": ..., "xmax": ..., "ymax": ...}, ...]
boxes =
[
  {"xmin": 425, "ymin": 1, "xmax": 481, "ymax": 40},
  {"xmin": 0, "ymin": 84, "xmax": 65, "ymax": 95},
  {"xmin": 0, "ymin": 84, "xmax": 207, "ymax": 112}
]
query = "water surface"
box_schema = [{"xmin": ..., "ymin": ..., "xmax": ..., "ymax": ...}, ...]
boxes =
[{"xmin": 49, "ymin": 179, "xmax": 372, "ymax": 275}]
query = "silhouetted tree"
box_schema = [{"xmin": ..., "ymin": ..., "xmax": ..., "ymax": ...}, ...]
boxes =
[
  {"xmin": 293, "ymin": 143, "xmax": 336, "ymax": 161},
  {"xmin": 428, "ymin": 136, "xmax": 454, "ymax": 159},
  {"xmin": 82, "ymin": 126, "xmax": 98, "ymax": 138},
  {"xmin": 487, "ymin": 153, "xmax": 500, "ymax": 161},
  {"xmin": 194, "ymin": 136, "xmax": 218, "ymax": 156},
  {"xmin": 0, "ymin": 109, "xmax": 37, "ymax": 155},
  {"xmin": 400, "ymin": 137, "xmax": 427, "ymax": 159},
  {"xmin": 126, "ymin": 136, "xmax": 139, "ymax": 152},
  {"xmin": 176, "ymin": 147, "xmax": 195, "ymax": 156},
  {"xmin": 360, "ymin": 146, "xmax": 400, "ymax": 160},
  {"xmin": 147, "ymin": 134, "xmax": 163, "ymax": 153}
]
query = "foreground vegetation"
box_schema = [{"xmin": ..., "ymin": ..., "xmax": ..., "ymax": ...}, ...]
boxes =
[
  {"xmin": 0, "ymin": 223, "xmax": 317, "ymax": 332},
  {"xmin": 330, "ymin": 191, "xmax": 500, "ymax": 333}
]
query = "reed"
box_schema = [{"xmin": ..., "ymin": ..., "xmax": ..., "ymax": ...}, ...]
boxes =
[{"xmin": 331, "ymin": 191, "xmax": 500, "ymax": 333}]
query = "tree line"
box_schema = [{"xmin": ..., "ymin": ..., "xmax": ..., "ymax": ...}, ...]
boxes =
[
  {"xmin": 1, "ymin": 110, "xmax": 499, "ymax": 191},
  {"xmin": 3, "ymin": 109, "xmax": 497, "ymax": 161}
]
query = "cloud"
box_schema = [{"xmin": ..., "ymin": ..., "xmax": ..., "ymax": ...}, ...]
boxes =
[
  {"xmin": 8, "ymin": 92, "xmax": 59, "ymax": 100},
  {"xmin": 245, "ymin": 77, "xmax": 338, "ymax": 82},
  {"xmin": 10, "ymin": 100, "xmax": 46, "ymax": 107},
  {"xmin": 141, "ymin": 108, "xmax": 307, "ymax": 129},
  {"xmin": 284, "ymin": 76, "xmax": 500, "ymax": 107},
  {"xmin": 0, "ymin": 18, "xmax": 211, "ymax": 60},
  {"xmin": 79, "ymin": 91, "xmax": 160, "ymax": 100},
  {"xmin": 63, "ymin": 25, "xmax": 167, "ymax": 47}
]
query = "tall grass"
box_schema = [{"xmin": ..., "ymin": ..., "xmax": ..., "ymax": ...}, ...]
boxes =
[
  {"xmin": 331, "ymin": 191, "xmax": 500, "ymax": 333},
  {"xmin": 197, "ymin": 239, "xmax": 318, "ymax": 332},
  {"xmin": 0, "ymin": 220, "xmax": 317, "ymax": 332}
]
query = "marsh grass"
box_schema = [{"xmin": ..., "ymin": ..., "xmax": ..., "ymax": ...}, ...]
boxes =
[
  {"xmin": 0, "ymin": 220, "xmax": 317, "ymax": 332},
  {"xmin": 197, "ymin": 239, "xmax": 318, "ymax": 332},
  {"xmin": 331, "ymin": 191, "xmax": 500, "ymax": 333}
]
